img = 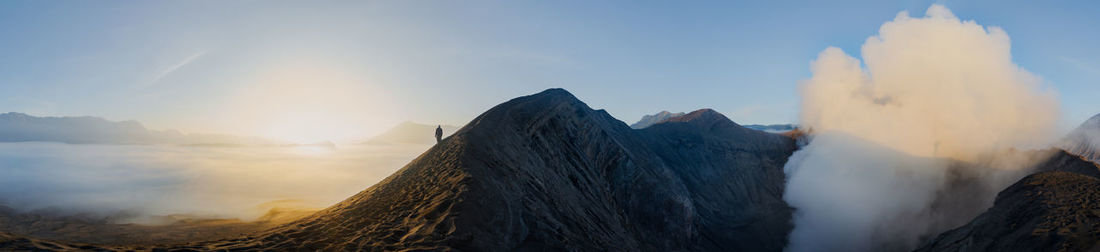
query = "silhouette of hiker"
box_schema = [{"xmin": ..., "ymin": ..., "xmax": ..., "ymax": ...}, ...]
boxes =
[{"xmin": 435, "ymin": 125, "xmax": 443, "ymax": 143}]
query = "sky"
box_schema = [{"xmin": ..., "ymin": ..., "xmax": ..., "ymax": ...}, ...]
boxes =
[{"xmin": 0, "ymin": 1, "xmax": 1097, "ymax": 143}]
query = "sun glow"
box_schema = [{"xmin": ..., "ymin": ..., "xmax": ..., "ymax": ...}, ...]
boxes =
[{"xmin": 224, "ymin": 63, "xmax": 396, "ymax": 144}]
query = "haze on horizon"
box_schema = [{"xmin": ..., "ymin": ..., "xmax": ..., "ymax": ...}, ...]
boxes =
[{"xmin": 1, "ymin": 1, "xmax": 1098, "ymax": 144}]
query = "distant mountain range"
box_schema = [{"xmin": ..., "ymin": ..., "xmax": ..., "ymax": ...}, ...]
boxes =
[
  {"xmin": 364, "ymin": 122, "xmax": 459, "ymax": 145},
  {"xmin": 631, "ymin": 111, "xmax": 796, "ymax": 132},
  {"xmin": 0, "ymin": 112, "xmax": 465, "ymax": 147},
  {"xmin": 0, "ymin": 112, "xmax": 280, "ymax": 145},
  {"xmin": 743, "ymin": 124, "xmax": 797, "ymax": 132}
]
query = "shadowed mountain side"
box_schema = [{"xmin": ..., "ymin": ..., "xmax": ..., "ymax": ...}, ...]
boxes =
[
  {"xmin": 917, "ymin": 151, "xmax": 1100, "ymax": 251},
  {"xmin": 1033, "ymin": 149, "xmax": 1100, "ymax": 178},
  {"xmin": 640, "ymin": 109, "xmax": 797, "ymax": 251},
  {"xmin": 916, "ymin": 171, "xmax": 1100, "ymax": 252}
]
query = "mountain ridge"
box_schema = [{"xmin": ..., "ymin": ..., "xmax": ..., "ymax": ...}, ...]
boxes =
[
  {"xmin": 1058, "ymin": 113, "xmax": 1100, "ymax": 164},
  {"xmin": 630, "ymin": 110, "xmax": 685, "ymax": 129},
  {"xmin": 142, "ymin": 88, "xmax": 800, "ymax": 251},
  {"xmin": 6, "ymin": 89, "xmax": 1096, "ymax": 251},
  {"xmin": 0, "ymin": 112, "xmax": 277, "ymax": 145}
]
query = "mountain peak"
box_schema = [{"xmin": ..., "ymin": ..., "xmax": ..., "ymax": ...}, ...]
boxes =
[
  {"xmin": 1058, "ymin": 113, "xmax": 1100, "ymax": 163},
  {"xmin": 631, "ymin": 110, "xmax": 686, "ymax": 129},
  {"xmin": 1085, "ymin": 113, "xmax": 1100, "ymax": 127},
  {"xmin": 461, "ymin": 88, "xmax": 599, "ymax": 137},
  {"xmin": 660, "ymin": 109, "xmax": 739, "ymax": 128},
  {"xmin": 535, "ymin": 87, "xmax": 574, "ymax": 97}
]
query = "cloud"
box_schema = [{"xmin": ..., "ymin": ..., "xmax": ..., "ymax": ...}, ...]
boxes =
[
  {"xmin": 144, "ymin": 51, "xmax": 207, "ymax": 87},
  {"xmin": 784, "ymin": 4, "xmax": 1060, "ymax": 251}
]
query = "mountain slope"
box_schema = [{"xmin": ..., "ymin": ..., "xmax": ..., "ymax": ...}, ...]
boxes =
[
  {"xmin": 0, "ymin": 89, "xmax": 798, "ymax": 251},
  {"xmin": 640, "ymin": 109, "xmax": 796, "ymax": 251},
  {"xmin": 916, "ymin": 171, "xmax": 1100, "ymax": 252},
  {"xmin": 141, "ymin": 88, "xmax": 796, "ymax": 251},
  {"xmin": 1059, "ymin": 113, "xmax": 1100, "ymax": 164},
  {"xmin": 917, "ymin": 151, "xmax": 1100, "ymax": 251},
  {"xmin": 630, "ymin": 111, "xmax": 685, "ymax": 129}
]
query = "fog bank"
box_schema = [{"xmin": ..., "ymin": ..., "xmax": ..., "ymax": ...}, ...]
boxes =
[{"xmin": 0, "ymin": 142, "xmax": 429, "ymax": 223}]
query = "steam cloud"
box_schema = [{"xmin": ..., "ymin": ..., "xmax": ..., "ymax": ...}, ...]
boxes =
[{"xmin": 784, "ymin": 5, "xmax": 1060, "ymax": 251}]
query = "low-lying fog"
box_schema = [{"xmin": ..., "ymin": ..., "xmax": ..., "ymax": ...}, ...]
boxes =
[{"xmin": 0, "ymin": 142, "xmax": 430, "ymax": 224}]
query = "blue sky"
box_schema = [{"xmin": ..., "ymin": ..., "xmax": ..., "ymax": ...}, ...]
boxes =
[{"xmin": 0, "ymin": 1, "xmax": 1097, "ymax": 141}]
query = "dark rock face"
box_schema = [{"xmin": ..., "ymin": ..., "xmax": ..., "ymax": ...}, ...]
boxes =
[
  {"xmin": 1033, "ymin": 150, "xmax": 1100, "ymax": 179},
  {"xmin": 916, "ymin": 171, "xmax": 1100, "ymax": 252},
  {"xmin": 640, "ymin": 109, "xmax": 796, "ymax": 251},
  {"xmin": 153, "ymin": 88, "xmax": 797, "ymax": 251},
  {"xmin": 917, "ymin": 152, "xmax": 1100, "ymax": 252}
]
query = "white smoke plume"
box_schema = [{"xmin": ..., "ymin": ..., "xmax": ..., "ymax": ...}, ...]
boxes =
[{"xmin": 784, "ymin": 5, "xmax": 1060, "ymax": 251}]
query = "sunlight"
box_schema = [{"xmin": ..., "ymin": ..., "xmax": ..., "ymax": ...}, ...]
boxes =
[{"xmin": 224, "ymin": 62, "xmax": 396, "ymax": 144}]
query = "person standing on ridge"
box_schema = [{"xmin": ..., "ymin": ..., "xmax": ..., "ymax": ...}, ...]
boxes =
[{"xmin": 435, "ymin": 125, "xmax": 443, "ymax": 143}]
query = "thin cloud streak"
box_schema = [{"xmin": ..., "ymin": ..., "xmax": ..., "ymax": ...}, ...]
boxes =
[
  {"xmin": 144, "ymin": 51, "xmax": 207, "ymax": 87},
  {"xmin": 1059, "ymin": 56, "xmax": 1100, "ymax": 76}
]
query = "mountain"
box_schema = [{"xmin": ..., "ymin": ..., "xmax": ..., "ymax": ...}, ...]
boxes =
[
  {"xmin": 365, "ymin": 122, "xmax": 459, "ymax": 145},
  {"xmin": 109, "ymin": 88, "xmax": 796, "ymax": 251},
  {"xmin": 743, "ymin": 124, "xmax": 797, "ymax": 133},
  {"xmin": 916, "ymin": 157, "xmax": 1100, "ymax": 251},
  {"xmin": 0, "ymin": 112, "xmax": 276, "ymax": 145},
  {"xmin": 629, "ymin": 110, "xmax": 685, "ymax": 129},
  {"xmin": 638, "ymin": 109, "xmax": 797, "ymax": 250},
  {"xmin": 915, "ymin": 117, "xmax": 1100, "ymax": 251},
  {"xmin": 918, "ymin": 169, "xmax": 1100, "ymax": 251},
  {"xmin": 0, "ymin": 112, "xmax": 150, "ymax": 144},
  {"xmin": 2, "ymin": 89, "xmax": 1096, "ymax": 251},
  {"xmin": 1058, "ymin": 113, "xmax": 1100, "ymax": 164}
]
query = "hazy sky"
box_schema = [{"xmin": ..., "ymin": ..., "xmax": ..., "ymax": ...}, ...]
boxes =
[{"xmin": 1, "ymin": 1, "xmax": 1097, "ymax": 142}]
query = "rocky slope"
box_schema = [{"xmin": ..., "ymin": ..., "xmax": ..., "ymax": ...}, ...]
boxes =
[
  {"xmin": 1059, "ymin": 113, "xmax": 1100, "ymax": 164},
  {"xmin": 0, "ymin": 204, "xmax": 308, "ymax": 246},
  {"xmin": 639, "ymin": 109, "xmax": 796, "ymax": 251},
  {"xmin": 917, "ymin": 151, "xmax": 1100, "ymax": 251},
  {"xmin": 629, "ymin": 110, "xmax": 685, "ymax": 129}
]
